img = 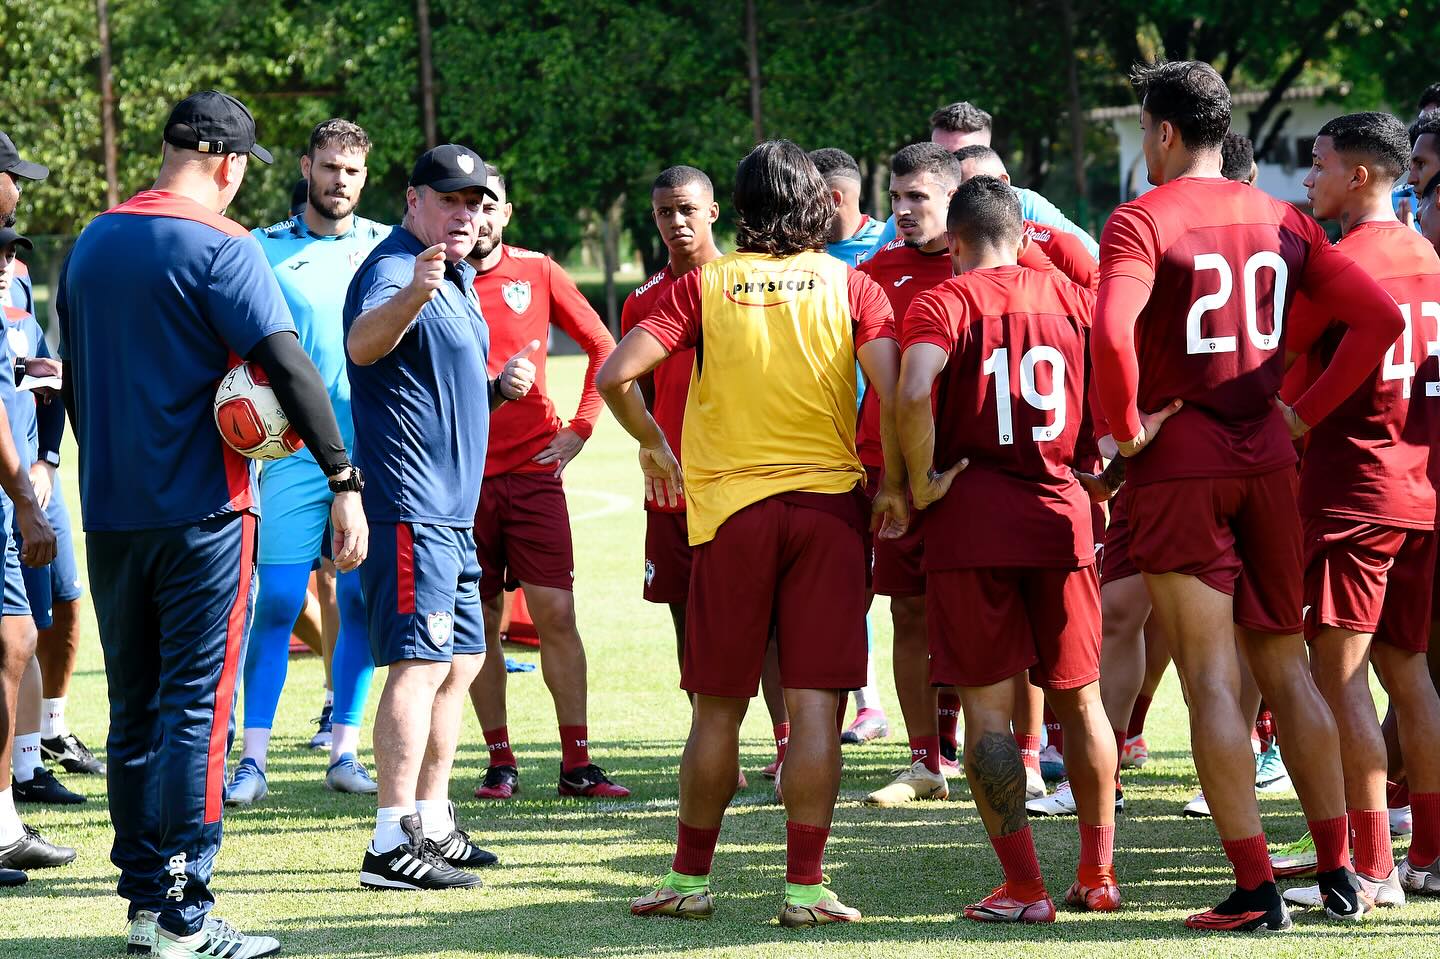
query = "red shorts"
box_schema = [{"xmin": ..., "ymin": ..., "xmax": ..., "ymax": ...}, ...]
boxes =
[
  {"xmin": 926, "ymin": 565, "xmax": 1101, "ymax": 690},
  {"xmin": 684, "ymin": 491, "xmax": 868, "ymax": 697},
  {"xmin": 864, "ymin": 471, "xmax": 923, "ymax": 597},
  {"xmin": 474, "ymin": 472, "xmax": 575, "ymax": 600},
  {"xmin": 1304, "ymin": 517, "xmax": 1434, "ymax": 652},
  {"xmin": 1127, "ymin": 468, "xmax": 1303, "ymax": 635},
  {"xmin": 1100, "ymin": 490, "xmax": 1141, "ymax": 586},
  {"xmin": 643, "ymin": 510, "xmax": 692, "ymax": 605}
]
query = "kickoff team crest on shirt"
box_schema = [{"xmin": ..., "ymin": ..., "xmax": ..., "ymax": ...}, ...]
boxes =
[
  {"xmin": 502, "ymin": 280, "xmax": 531, "ymax": 314},
  {"xmin": 426, "ymin": 611, "xmax": 454, "ymax": 647}
]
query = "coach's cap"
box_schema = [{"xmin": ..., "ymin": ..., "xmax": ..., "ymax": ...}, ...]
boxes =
[
  {"xmin": 163, "ymin": 90, "xmax": 274, "ymax": 164},
  {"xmin": 0, "ymin": 132, "xmax": 48, "ymax": 182},
  {"xmin": 0, "ymin": 227, "xmax": 33, "ymax": 250},
  {"xmin": 409, "ymin": 144, "xmax": 497, "ymax": 198}
]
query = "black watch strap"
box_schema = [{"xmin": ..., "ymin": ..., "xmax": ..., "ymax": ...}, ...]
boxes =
[{"xmin": 328, "ymin": 466, "xmax": 364, "ymax": 494}]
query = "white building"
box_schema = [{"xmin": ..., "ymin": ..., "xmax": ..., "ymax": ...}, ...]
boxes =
[{"xmin": 1092, "ymin": 83, "xmax": 1358, "ymax": 206}]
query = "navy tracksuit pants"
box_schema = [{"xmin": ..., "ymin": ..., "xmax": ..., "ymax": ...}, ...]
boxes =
[{"xmin": 87, "ymin": 512, "xmax": 255, "ymax": 937}]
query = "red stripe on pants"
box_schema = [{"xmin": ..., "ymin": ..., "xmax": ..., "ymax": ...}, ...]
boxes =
[
  {"xmin": 205, "ymin": 513, "xmax": 256, "ymax": 824},
  {"xmin": 397, "ymin": 523, "xmax": 416, "ymax": 615}
]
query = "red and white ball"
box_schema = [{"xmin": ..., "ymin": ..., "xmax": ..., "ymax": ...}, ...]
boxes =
[{"xmin": 213, "ymin": 362, "xmax": 304, "ymax": 461}]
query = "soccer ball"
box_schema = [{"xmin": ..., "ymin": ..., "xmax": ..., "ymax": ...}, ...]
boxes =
[{"xmin": 213, "ymin": 362, "xmax": 304, "ymax": 460}]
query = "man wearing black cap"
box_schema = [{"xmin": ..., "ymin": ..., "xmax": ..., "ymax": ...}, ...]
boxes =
[
  {"xmin": 346, "ymin": 143, "xmax": 536, "ymax": 892},
  {"xmin": 56, "ymin": 91, "xmax": 366, "ymax": 958},
  {"xmin": 0, "ymin": 130, "xmax": 60, "ymax": 894}
]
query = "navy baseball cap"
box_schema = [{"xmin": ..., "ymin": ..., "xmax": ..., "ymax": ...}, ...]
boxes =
[
  {"xmin": 163, "ymin": 90, "xmax": 274, "ymax": 164},
  {"xmin": 409, "ymin": 144, "xmax": 497, "ymax": 197},
  {"xmin": 0, "ymin": 132, "xmax": 48, "ymax": 181},
  {"xmin": 0, "ymin": 227, "xmax": 33, "ymax": 250}
]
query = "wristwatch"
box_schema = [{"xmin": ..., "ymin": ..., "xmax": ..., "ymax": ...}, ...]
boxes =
[
  {"xmin": 328, "ymin": 466, "xmax": 364, "ymax": 494},
  {"xmin": 41, "ymin": 451, "xmax": 60, "ymax": 468}
]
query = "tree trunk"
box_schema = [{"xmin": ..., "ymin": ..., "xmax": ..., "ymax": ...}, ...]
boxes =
[
  {"xmin": 745, "ymin": 0, "xmax": 763, "ymax": 143},
  {"xmin": 1060, "ymin": 0, "xmax": 1088, "ymax": 230},
  {"xmin": 602, "ymin": 196, "xmax": 624, "ymax": 333},
  {"xmin": 416, "ymin": 0, "xmax": 438, "ymax": 148},
  {"xmin": 95, "ymin": 0, "xmax": 119, "ymax": 208}
]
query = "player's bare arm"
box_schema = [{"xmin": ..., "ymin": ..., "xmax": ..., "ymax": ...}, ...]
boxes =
[
  {"xmin": 346, "ymin": 243, "xmax": 446, "ymax": 365},
  {"xmin": 896, "ymin": 341, "xmax": 967, "ymax": 511},
  {"xmin": 596, "ymin": 327, "xmax": 681, "ymax": 508},
  {"xmin": 0, "ymin": 399, "xmax": 54, "ymax": 567},
  {"xmin": 858, "ymin": 336, "xmax": 909, "ymax": 537}
]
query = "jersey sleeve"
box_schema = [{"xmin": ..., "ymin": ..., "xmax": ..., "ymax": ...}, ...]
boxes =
[
  {"xmin": 619, "ymin": 290, "xmax": 641, "ymax": 337},
  {"xmin": 849, "ymin": 270, "xmax": 896, "ymax": 346},
  {"xmin": 1051, "ymin": 232, "xmax": 1100, "ymax": 292},
  {"xmin": 357, "ymin": 255, "xmax": 414, "ymax": 315},
  {"xmin": 201, "ymin": 236, "xmax": 297, "ymax": 357},
  {"xmin": 901, "ymin": 289, "xmax": 957, "ymax": 352},
  {"xmin": 1091, "ymin": 205, "xmax": 1162, "ymax": 442},
  {"xmin": 547, "ymin": 258, "xmax": 615, "ymax": 440},
  {"xmin": 636, "ymin": 269, "xmax": 703, "ymax": 352}
]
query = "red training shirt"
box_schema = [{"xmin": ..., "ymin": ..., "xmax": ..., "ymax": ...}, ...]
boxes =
[
  {"xmin": 620, "ymin": 264, "xmax": 693, "ymax": 513},
  {"xmin": 1024, "ymin": 220, "xmax": 1098, "ymax": 292},
  {"xmin": 854, "ymin": 238, "xmax": 954, "ymax": 470},
  {"xmin": 1091, "ymin": 176, "xmax": 1404, "ymax": 487},
  {"xmin": 1282, "ymin": 220, "xmax": 1440, "ymax": 529},
  {"xmin": 904, "ymin": 264, "xmax": 1097, "ymax": 569},
  {"xmin": 473, "ymin": 245, "xmax": 615, "ymax": 477}
]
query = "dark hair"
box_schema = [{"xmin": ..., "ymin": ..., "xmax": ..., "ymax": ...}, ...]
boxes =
[
  {"xmin": 653, "ymin": 164, "xmax": 713, "ymax": 196},
  {"xmin": 951, "ymin": 144, "xmax": 1003, "ymax": 167},
  {"xmin": 1220, "ymin": 132, "xmax": 1255, "ymax": 181},
  {"xmin": 483, "ymin": 162, "xmax": 507, "ymax": 198},
  {"xmin": 289, "ymin": 178, "xmax": 308, "ymax": 215},
  {"xmin": 732, "ymin": 139, "xmax": 832, "ymax": 256},
  {"xmin": 1420, "ymin": 83, "xmax": 1440, "ymax": 113},
  {"xmin": 929, "ymin": 101, "xmax": 992, "ymax": 135},
  {"xmin": 1317, "ymin": 112, "xmax": 1410, "ymax": 181},
  {"xmin": 1413, "ymin": 112, "xmax": 1440, "ymax": 150},
  {"xmin": 1131, "ymin": 60, "xmax": 1231, "ymax": 150},
  {"xmin": 808, "ymin": 147, "xmax": 862, "ymax": 183},
  {"xmin": 307, "ymin": 118, "xmax": 371, "ymax": 157},
  {"xmin": 891, "ymin": 142, "xmax": 962, "ymax": 187},
  {"xmin": 946, "ymin": 174, "xmax": 1021, "ymax": 247}
]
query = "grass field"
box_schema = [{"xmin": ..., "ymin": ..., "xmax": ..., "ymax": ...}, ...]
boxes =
[{"xmin": 2, "ymin": 355, "xmax": 1438, "ymax": 958}]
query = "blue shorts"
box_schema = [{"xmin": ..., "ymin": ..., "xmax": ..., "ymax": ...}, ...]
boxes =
[
  {"xmin": 19, "ymin": 485, "xmax": 83, "ymax": 629},
  {"xmin": 361, "ymin": 522, "xmax": 484, "ymax": 666},
  {"xmin": 257, "ymin": 456, "xmax": 331, "ymax": 566},
  {"xmin": 1, "ymin": 493, "xmax": 28, "ymax": 619}
]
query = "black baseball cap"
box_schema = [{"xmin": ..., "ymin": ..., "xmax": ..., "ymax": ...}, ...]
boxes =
[
  {"xmin": 409, "ymin": 144, "xmax": 497, "ymax": 197},
  {"xmin": 0, "ymin": 132, "xmax": 48, "ymax": 182},
  {"xmin": 0, "ymin": 227, "xmax": 33, "ymax": 250},
  {"xmin": 163, "ymin": 90, "xmax": 273, "ymax": 164}
]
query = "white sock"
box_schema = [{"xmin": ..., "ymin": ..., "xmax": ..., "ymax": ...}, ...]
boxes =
[
  {"xmin": 372, "ymin": 805, "xmax": 413, "ymax": 852},
  {"xmin": 0, "ymin": 787, "xmax": 22, "ymax": 844},
  {"xmin": 241, "ymin": 728, "xmax": 271, "ymax": 771},
  {"xmin": 41, "ymin": 697, "xmax": 68, "ymax": 739},
  {"xmin": 323, "ymin": 687, "xmax": 334, "ymax": 709},
  {"xmin": 330, "ymin": 723, "xmax": 361, "ymax": 764},
  {"xmin": 853, "ymin": 654, "xmax": 882, "ymax": 713},
  {"xmin": 11, "ymin": 734, "xmax": 40, "ymax": 783},
  {"xmin": 415, "ymin": 798, "xmax": 453, "ymax": 840}
]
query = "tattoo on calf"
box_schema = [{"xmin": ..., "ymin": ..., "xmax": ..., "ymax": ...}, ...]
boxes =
[{"xmin": 968, "ymin": 730, "xmax": 1028, "ymax": 834}]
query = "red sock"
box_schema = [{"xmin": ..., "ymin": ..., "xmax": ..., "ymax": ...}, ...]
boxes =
[
  {"xmin": 1254, "ymin": 706, "xmax": 1276, "ymax": 745},
  {"xmin": 1015, "ymin": 733, "xmax": 1041, "ymax": 774},
  {"xmin": 558, "ymin": 725, "xmax": 590, "ymax": 772},
  {"xmin": 672, "ymin": 820, "xmax": 721, "ymax": 876},
  {"xmin": 1388, "ymin": 779, "xmax": 1410, "ymax": 809},
  {"xmin": 1221, "ymin": 833, "xmax": 1274, "ymax": 890},
  {"xmin": 1125, "ymin": 695, "xmax": 1152, "ymax": 739},
  {"xmin": 785, "ymin": 821, "xmax": 829, "ymax": 885},
  {"xmin": 1409, "ymin": 792, "xmax": 1440, "ymax": 866},
  {"xmin": 1309, "ymin": 816, "xmax": 1352, "ymax": 873},
  {"xmin": 1043, "ymin": 704, "xmax": 1064, "ymax": 755},
  {"xmin": 1078, "ymin": 823, "xmax": 1115, "ymax": 886},
  {"xmin": 937, "ymin": 693, "xmax": 961, "ymax": 750},
  {"xmin": 1349, "ymin": 809, "xmax": 1392, "ymax": 878},
  {"xmin": 773, "ymin": 722, "xmax": 790, "ymax": 765},
  {"xmin": 990, "ymin": 826, "xmax": 1047, "ymax": 901},
  {"xmin": 483, "ymin": 725, "xmax": 516, "ymax": 768},
  {"xmin": 911, "ymin": 735, "xmax": 941, "ymax": 775}
]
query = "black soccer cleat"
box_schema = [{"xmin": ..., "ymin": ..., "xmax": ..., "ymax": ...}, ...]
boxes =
[
  {"xmin": 1184, "ymin": 881, "xmax": 1291, "ymax": 932},
  {"xmin": 13, "ymin": 768, "xmax": 85, "ymax": 805},
  {"xmin": 474, "ymin": 764, "xmax": 519, "ymax": 800},
  {"xmin": 359, "ymin": 813, "xmax": 483, "ymax": 891},
  {"xmin": 427, "ymin": 801, "xmax": 498, "ymax": 868},
  {"xmin": 1317, "ymin": 867, "xmax": 1372, "ymax": 921},
  {"xmin": 558, "ymin": 763, "xmax": 631, "ymax": 799},
  {"xmin": 40, "ymin": 733, "xmax": 106, "ymax": 775},
  {"xmin": 0, "ymin": 824, "xmax": 77, "ymax": 869},
  {"xmin": 0, "ymin": 867, "xmax": 25, "ymax": 887}
]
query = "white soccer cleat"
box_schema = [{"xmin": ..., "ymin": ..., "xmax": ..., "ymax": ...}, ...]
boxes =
[
  {"xmin": 1026, "ymin": 780, "xmax": 1076, "ymax": 817},
  {"xmin": 864, "ymin": 761, "xmax": 949, "ymax": 807},
  {"xmin": 153, "ymin": 917, "xmax": 279, "ymax": 958},
  {"xmin": 1284, "ymin": 867, "xmax": 1404, "ymax": 910},
  {"xmin": 126, "ymin": 910, "xmax": 157, "ymax": 955},
  {"xmin": 1391, "ymin": 805, "xmax": 1413, "ymax": 837},
  {"xmin": 1025, "ymin": 766, "xmax": 1046, "ymax": 800},
  {"xmin": 1182, "ymin": 791, "xmax": 1211, "ymax": 818},
  {"xmin": 1399, "ymin": 856, "xmax": 1440, "ymax": 895}
]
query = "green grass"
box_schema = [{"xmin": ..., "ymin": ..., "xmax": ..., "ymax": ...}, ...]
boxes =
[{"xmin": 3, "ymin": 355, "xmax": 1437, "ymax": 958}]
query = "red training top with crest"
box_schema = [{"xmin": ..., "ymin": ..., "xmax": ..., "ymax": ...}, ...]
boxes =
[
  {"xmin": 1283, "ymin": 220, "xmax": 1440, "ymax": 529},
  {"xmin": 620, "ymin": 264, "xmax": 692, "ymax": 513},
  {"xmin": 904, "ymin": 264, "xmax": 1097, "ymax": 570},
  {"xmin": 1092, "ymin": 176, "xmax": 1403, "ymax": 487},
  {"xmin": 854, "ymin": 238, "xmax": 955, "ymax": 470},
  {"xmin": 472, "ymin": 244, "xmax": 615, "ymax": 477}
]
